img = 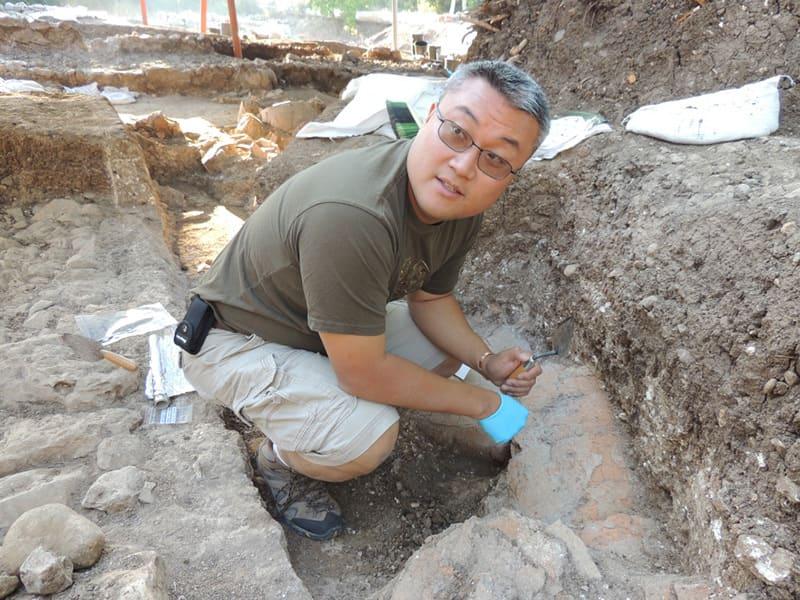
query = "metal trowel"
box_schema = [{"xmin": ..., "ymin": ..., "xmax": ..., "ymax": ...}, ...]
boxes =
[
  {"xmin": 511, "ymin": 318, "xmax": 574, "ymax": 377},
  {"xmin": 61, "ymin": 333, "xmax": 138, "ymax": 372}
]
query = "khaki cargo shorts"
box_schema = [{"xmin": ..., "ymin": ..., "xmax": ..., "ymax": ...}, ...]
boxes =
[{"xmin": 180, "ymin": 301, "xmax": 447, "ymax": 467}]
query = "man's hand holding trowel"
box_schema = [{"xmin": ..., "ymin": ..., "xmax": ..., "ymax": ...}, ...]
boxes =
[{"xmin": 475, "ymin": 318, "xmax": 574, "ymax": 443}]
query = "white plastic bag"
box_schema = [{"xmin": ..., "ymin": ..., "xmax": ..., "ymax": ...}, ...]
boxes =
[
  {"xmin": 623, "ymin": 75, "xmax": 794, "ymax": 144},
  {"xmin": 529, "ymin": 112, "xmax": 612, "ymax": 162}
]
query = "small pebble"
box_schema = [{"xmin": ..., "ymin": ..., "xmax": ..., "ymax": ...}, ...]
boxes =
[
  {"xmin": 773, "ymin": 382, "xmax": 789, "ymax": 396},
  {"xmin": 763, "ymin": 378, "xmax": 777, "ymax": 395},
  {"xmin": 780, "ymin": 221, "xmax": 797, "ymax": 236},
  {"xmin": 563, "ymin": 264, "xmax": 578, "ymax": 278},
  {"xmin": 639, "ymin": 295, "xmax": 659, "ymax": 310},
  {"xmin": 785, "ymin": 370, "xmax": 798, "ymax": 387}
]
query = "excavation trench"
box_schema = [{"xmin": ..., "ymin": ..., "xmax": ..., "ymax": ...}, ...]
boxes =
[{"xmin": 221, "ymin": 408, "xmax": 506, "ymax": 598}]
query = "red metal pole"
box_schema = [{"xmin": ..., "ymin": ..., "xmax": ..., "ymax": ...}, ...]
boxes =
[
  {"xmin": 140, "ymin": 0, "xmax": 148, "ymax": 25},
  {"xmin": 200, "ymin": 0, "xmax": 207, "ymax": 33},
  {"xmin": 227, "ymin": 0, "xmax": 242, "ymax": 59}
]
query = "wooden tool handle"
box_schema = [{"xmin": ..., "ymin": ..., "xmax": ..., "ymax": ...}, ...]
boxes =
[{"xmin": 100, "ymin": 350, "xmax": 138, "ymax": 371}]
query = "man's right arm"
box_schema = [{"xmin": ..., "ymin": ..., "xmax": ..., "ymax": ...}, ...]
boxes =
[{"xmin": 319, "ymin": 330, "xmax": 500, "ymax": 419}]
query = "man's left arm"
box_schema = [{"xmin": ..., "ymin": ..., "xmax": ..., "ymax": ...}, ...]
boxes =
[{"xmin": 406, "ymin": 289, "xmax": 541, "ymax": 397}]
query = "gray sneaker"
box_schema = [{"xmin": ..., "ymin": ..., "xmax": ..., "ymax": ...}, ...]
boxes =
[{"xmin": 256, "ymin": 441, "xmax": 343, "ymax": 541}]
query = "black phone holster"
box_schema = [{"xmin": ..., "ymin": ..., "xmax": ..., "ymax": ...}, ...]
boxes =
[{"xmin": 174, "ymin": 296, "xmax": 215, "ymax": 355}]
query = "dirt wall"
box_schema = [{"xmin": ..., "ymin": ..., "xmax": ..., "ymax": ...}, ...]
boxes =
[{"xmin": 465, "ymin": 1, "xmax": 800, "ymax": 594}]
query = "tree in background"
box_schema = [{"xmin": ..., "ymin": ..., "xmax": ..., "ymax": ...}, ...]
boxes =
[{"xmin": 309, "ymin": 0, "xmax": 451, "ymax": 30}]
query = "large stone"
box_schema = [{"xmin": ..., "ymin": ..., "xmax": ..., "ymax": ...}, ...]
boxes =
[
  {"xmin": 545, "ymin": 520, "xmax": 602, "ymax": 580},
  {"xmin": 733, "ymin": 535, "xmax": 795, "ymax": 585},
  {"xmin": 96, "ymin": 434, "xmax": 148, "ymax": 470},
  {"xmin": 235, "ymin": 113, "xmax": 269, "ymax": 141},
  {"xmin": 19, "ymin": 546, "xmax": 73, "ymax": 595},
  {"xmin": 375, "ymin": 509, "xmax": 565, "ymax": 599},
  {"xmin": 0, "ymin": 408, "xmax": 139, "ymax": 477},
  {"xmin": 89, "ymin": 551, "xmax": 168, "ymax": 600},
  {"xmin": 0, "ymin": 503, "xmax": 105, "ymax": 573},
  {"xmin": 259, "ymin": 99, "xmax": 325, "ymax": 134},
  {"xmin": 0, "ymin": 467, "xmax": 88, "ymax": 528},
  {"xmin": 82, "ymin": 466, "xmax": 146, "ymax": 513},
  {"xmin": 0, "ymin": 575, "xmax": 19, "ymax": 599}
]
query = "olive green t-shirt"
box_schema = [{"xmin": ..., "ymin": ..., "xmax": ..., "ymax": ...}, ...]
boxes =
[{"xmin": 193, "ymin": 139, "xmax": 482, "ymax": 354}]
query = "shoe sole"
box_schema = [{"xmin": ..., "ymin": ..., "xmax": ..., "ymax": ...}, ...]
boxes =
[{"xmin": 281, "ymin": 515, "xmax": 343, "ymax": 542}]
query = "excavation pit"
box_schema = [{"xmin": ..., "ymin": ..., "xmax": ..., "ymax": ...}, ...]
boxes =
[{"xmin": 222, "ymin": 409, "xmax": 506, "ymax": 598}]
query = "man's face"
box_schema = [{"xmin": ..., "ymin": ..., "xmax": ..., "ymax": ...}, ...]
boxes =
[{"xmin": 406, "ymin": 76, "xmax": 541, "ymax": 224}]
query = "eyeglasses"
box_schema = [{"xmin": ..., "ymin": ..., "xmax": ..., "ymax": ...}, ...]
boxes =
[{"xmin": 434, "ymin": 106, "xmax": 519, "ymax": 180}]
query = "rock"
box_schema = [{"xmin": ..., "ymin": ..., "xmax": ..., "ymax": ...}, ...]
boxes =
[
  {"xmin": 82, "ymin": 466, "xmax": 146, "ymax": 512},
  {"xmin": 237, "ymin": 96, "xmax": 261, "ymax": 121},
  {"xmin": 259, "ymin": 98, "xmax": 325, "ymax": 134},
  {"xmin": 788, "ymin": 441, "xmax": 800, "ymax": 472},
  {"xmin": 28, "ymin": 299, "xmax": 55, "ymax": 314},
  {"xmin": 0, "ymin": 236, "xmax": 21, "ymax": 251},
  {"xmin": 31, "ymin": 198, "xmax": 85, "ymax": 225},
  {"xmin": 773, "ymin": 381, "xmax": 789, "ymax": 396},
  {"xmin": 763, "ymin": 378, "xmax": 778, "ymax": 395},
  {"xmin": 0, "ymin": 503, "xmax": 105, "ymax": 573},
  {"xmin": 676, "ymin": 348, "xmax": 694, "ymax": 365},
  {"xmin": 639, "ymin": 295, "xmax": 659, "ymax": 310},
  {"xmin": 90, "ymin": 551, "xmax": 168, "ymax": 600},
  {"xmin": 364, "ymin": 46, "xmax": 401, "ymax": 61},
  {"xmin": 96, "ymin": 434, "xmax": 148, "ymax": 470},
  {"xmin": 0, "ymin": 467, "xmax": 88, "ymax": 528},
  {"xmin": 673, "ymin": 581, "xmax": 714, "ymax": 600},
  {"xmin": 236, "ymin": 113, "xmax": 269, "ymax": 140},
  {"xmin": 133, "ymin": 111, "xmax": 182, "ymax": 139},
  {"xmin": 776, "ymin": 476, "xmax": 800, "ymax": 503},
  {"xmin": 234, "ymin": 64, "xmax": 277, "ymax": 90},
  {"xmin": 733, "ymin": 534, "xmax": 795, "ymax": 585},
  {"xmin": 563, "ymin": 264, "xmax": 579, "ymax": 278},
  {"xmin": 785, "ymin": 370, "xmax": 799, "ymax": 387},
  {"xmin": 22, "ymin": 309, "xmax": 51, "ymax": 329},
  {"xmin": 544, "ymin": 519, "xmax": 602, "ymax": 580},
  {"xmin": 375, "ymin": 509, "xmax": 565, "ymax": 599},
  {"xmin": 66, "ymin": 236, "xmax": 97, "ymax": 269},
  {"xmin": 0, "ymin": 409, "xmax": 140, "ymax": 478},
  {"xmin": 251, "ymin": 137, "xmax": 280, "ymax": 160},
  {"xmin": 19, "ymin": 546, "xmax": 73, "ymax": 595},
  {"xmin": 0, "ymin": 575, "xmax": 19, "ymax": 599},
  {"xmin": 139, "ymin": 481, "xmax": 156, "ymax": 504},
  {"xmin": 780, "ymin": 221, "xmax": 797, "ymax": 236}
]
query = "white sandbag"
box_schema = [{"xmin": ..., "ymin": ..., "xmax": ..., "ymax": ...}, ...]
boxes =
[
  {"xmin": 623, "ymin": 75, "xmax": 794, "ymax": 144},
  {"xmin": 0, "ymin": 77, "xmax": 46, "ymax": 93}
]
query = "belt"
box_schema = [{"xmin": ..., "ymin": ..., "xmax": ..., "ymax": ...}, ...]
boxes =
[{"xmin": 213, "ymin": 318, "xmax": 236, "ymax": 333}]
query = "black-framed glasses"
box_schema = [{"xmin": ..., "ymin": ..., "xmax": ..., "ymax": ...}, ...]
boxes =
[{"xmin": 435, "ymin": 106, "xmax": 519, "ymax": 180}]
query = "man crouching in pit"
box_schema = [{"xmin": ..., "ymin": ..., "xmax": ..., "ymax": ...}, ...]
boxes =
[{"xmin": 178, "ymin": 60, "xmax": 550, "ymax": 541}]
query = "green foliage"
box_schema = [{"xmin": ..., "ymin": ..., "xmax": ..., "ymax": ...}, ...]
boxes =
[{"xmin": 309, "ymin": 0, "xmax": 436, "ymax": 29}]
